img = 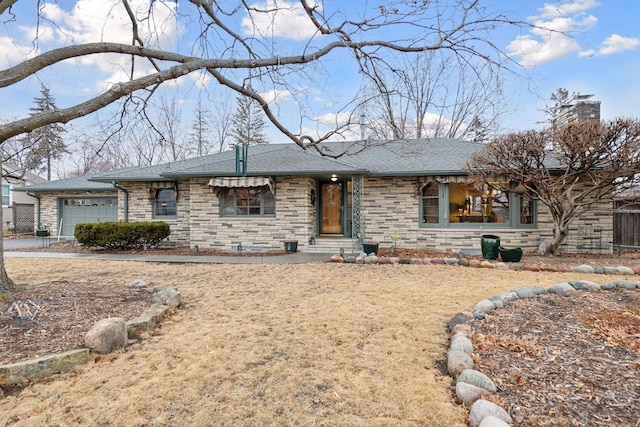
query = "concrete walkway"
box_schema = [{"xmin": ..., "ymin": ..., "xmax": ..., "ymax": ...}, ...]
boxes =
[{"xmin": 3, "ymin": 250, "xmax": 333, "ymax": 264}]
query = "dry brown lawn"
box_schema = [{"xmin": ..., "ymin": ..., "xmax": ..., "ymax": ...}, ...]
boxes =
[{"xmin": 0, "ymin": 258, "xmax": 634, "ymax": 426}]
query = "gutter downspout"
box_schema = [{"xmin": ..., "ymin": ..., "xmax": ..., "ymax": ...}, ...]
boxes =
[
  {"xmin": 112, "ymin": 181, "xmax": 129, "ymax": 221},
  {"xmin": 27, "ymin": 191, "xmax": 42, "ymax": 230}
]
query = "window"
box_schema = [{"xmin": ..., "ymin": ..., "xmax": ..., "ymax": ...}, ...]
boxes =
[
  {"xmin": 153, "ymin": 188, "xmax": 177, "ymax": 218},
  {"xmin": 420, "ymin": 181, "xmax": 535, "ymax": 228},
  {"xmin": 1, "ymin": 185, "xmax": 10, "ymax": 207},
  {"xmin": 221, "ymin": 186, "xmax": 275, "ymax": 216},
  {"xmin": 421, "ymin": 182, "xmax": 439, "ymax": 224},
  {"xmin": 519, "ymin": 195, "xmax": 534, "ymax": 225}
]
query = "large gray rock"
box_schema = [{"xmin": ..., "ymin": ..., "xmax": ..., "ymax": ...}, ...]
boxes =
[
  {"xmin": 153, "ymin": 286, "xmax": 181, "ymax": 308},
  {"xmin": 614, "ymin": 280, "xmax": 638, "ymax": 290},
  {"xmin": 474, "ymin": 299, "xmax": 496, "ymax": 314},
  {"xmin": 511, "ymin": 287, "xmax": 535, "ymax": 298},
  {"xmin": 531, "ymin": 286, "xmax": 547, "ymax": 295},
  {"xmin": 479, "ymin": 415, "xmax": 512, "ymax": 427},
  {"xmin": 448, "ymin": 312, "xmax": 472, "ymax": 332},
  {"xmin": 450, "ymin": 335, "xmax": 473, "ymax": 354},
  {"xmin": 84, "ymin": 317, "xmax": 127, "ymax": 354},
  {"xmin": 455, "ymin": 381, "xmax": 490, "ymax": 405},
  {"xmin": 547, "ymin": 282, "xmax": 575, "ymax": 295},
  {"xmin": 450, "ymin": 323, "xmax": 472, "ymax": 338},
  {"xmin": 364, "ymin": 255, "xmax": 378, "ymax": 265},
  {"xmin": 447, "ymin": 350, "xmax": 474, "ymax": 378},
  {"xmin": 468, "ymin": 399, "xmax": 513, "ymax": 427},
  {"xmin": 600, "ymin": 282, "xmax": 616, "ymax": 290},
  {"xmin": 578, "ymin": 280, "xmax": 601, "ymax": 291},
  {"xmin": 572, "ymin": 264, "xmax": 595, "ymax": 274},
  {"xmin": 568, "ymin": 281, "xmax": 587, "ymax": 290},
  {"xmin": 457, "ymin": 369, "xmax": 497, "ymax": 393},
  {"xmin": 488, "ymin": 296, "xmax": 504, "ymax": 309},
  {"xmin": 501, "ymin": 292, "xmax": 518, "ymax": 303},
  {"xmin": 495, "ymin": 262, "xmax": 509, "ymax": 270},
  {"xmin": 616, "ymin": 266, "xmax": 636, "ymax": 275}
]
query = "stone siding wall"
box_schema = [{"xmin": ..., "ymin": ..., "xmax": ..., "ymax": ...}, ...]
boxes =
[
  {"xmin": 360, "ymin": 177, "xmax": 614, "ymax": 254},
  {"xmin": 116, "ymin": 181, "xmax": 190, "ymax": 245},
  {"xmin": 188, "ymin": 176, "xmax": 315, "ymax": 250}
]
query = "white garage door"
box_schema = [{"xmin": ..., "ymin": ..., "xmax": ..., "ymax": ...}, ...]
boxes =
[{"xmin": 60, "ymin": 197, "xmax": 118, "ymax": 235}]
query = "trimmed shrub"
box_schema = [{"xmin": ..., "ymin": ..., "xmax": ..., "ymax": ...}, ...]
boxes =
[{"xmin": 74, "ymin": 221, "xmax": 171, "ymax": 249}]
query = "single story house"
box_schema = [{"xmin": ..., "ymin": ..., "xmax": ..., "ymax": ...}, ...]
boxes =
[
  {"xmin": 17, "ymin": 139, "xmax": 613, "ymax": 253},
  {"xmin": 2, "ymin": 163, "xmax": 46, "ymax": 234}
]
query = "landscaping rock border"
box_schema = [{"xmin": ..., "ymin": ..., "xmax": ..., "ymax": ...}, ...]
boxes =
[
  {"xmin": 445, "ymin": 278, "xmax": 640, "ymax": 426},
  {"xmin": 0, "ymin": 280, "xmax": 180, "ymax": 388},
  {"xmin": 330, "ymin": 253, "xmax": 640, "ymax": 276}
]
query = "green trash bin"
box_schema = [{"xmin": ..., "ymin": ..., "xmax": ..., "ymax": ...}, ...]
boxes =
[
  {"xmin": 362, "ymin": 242, "xmax": 379, "ymax": 255},
  {"xmin": 283, "ymin": 240, "xmax": 298, "ymax": 253},
  {"xmin": 480, "ymin": 234, "xmax": 500, "ymax": 260}
]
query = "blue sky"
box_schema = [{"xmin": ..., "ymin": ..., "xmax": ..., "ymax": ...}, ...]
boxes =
[{"xmin": 1, "ymin": 0, "xmax": 639, "ymax": 142}]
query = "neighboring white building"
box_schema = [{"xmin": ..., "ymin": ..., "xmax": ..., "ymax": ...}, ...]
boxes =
[{"xmin": 2, "ymin": 163, "xmax": 46, "ymax": 234}]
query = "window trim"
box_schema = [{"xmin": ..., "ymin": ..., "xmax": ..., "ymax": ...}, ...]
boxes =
[
  {"xmin": 152, "ymin": 188, "xmax": 177, "ymax": 219},
  {"xmin": 219, "ymin": 186, "xmax": 276, "ymax": 217},
  {"xmin": 419, "ymin": 182, "xmax": 536, "ymax": 229}
]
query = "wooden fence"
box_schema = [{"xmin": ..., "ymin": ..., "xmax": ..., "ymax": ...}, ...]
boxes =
[{"xmin": 613, "ymin": 202, "xmax": 640, "ymax": 247}]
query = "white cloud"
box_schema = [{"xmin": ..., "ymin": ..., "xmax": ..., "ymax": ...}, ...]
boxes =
[
  {"xmin": 19, "ymin": 0, "xmax": 180, "ymax": 91},
  {"xmin": 537, "ymin": 0, "xmax": 599, "ymax": 19},
  {"xmin": 598, "ymin": 33, "xmax": 640, "ymax": 55},
  {"xmin": 507, "ymin": 30, "xmax": 582, "ymax": 68},
  {"xmin": 506, "ymin": 1, "xmax": 599, "ymax": 67},
  {"xmin": 0, "ymin": 36, "xmax": 37, "ymax": 68},
  {"xmin": 259, "ymin": 89, "xmax": 292, "ymax": 104},
  {"xmin": 578, "ymin": 33, "xmax": 640, "ymax": 57},
  {"xmin": 241, "ymin": 0, "xmax": 321, "ymax": 40}
]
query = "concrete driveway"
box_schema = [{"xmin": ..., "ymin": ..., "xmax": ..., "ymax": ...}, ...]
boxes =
[{"xmin": 2, "ymin": 236, "xmax": 73, "ymax": 250}]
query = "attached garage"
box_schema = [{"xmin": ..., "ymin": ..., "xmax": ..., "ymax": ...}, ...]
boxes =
[{"xmin": 59, "ymin": 197, "xmax": 118, "ymax": 235}]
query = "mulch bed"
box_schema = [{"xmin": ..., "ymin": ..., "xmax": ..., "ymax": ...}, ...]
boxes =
[
  {"xmin": 472, "ymin": 289, "xmax": 640, "ymax": 427},
  {"xmin": 0, "ymin": 281, "xmax": 153, "ymax": 365}
]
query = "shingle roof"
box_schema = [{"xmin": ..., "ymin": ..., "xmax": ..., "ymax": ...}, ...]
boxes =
[
  {"xmin": 19, "ymin": 138, "xmax": 485, "ymax": 191},
  {"xmin": 318, "ymin": 138, "xmax": 484, "ymax": 175},
  {"xmin": 13, "ymin": 174, "xmax": 117, "ymax": 192}
]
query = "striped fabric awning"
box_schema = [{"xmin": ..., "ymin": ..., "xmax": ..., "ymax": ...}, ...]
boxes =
[{"xmin": 207, "ymin": 177, "xmax": 275, "ymax": 194}]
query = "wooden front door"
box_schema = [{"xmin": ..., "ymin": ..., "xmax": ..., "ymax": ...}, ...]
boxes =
[{"xmin": 320, "ymin": 182, "xmax": 343, "ymax": 234}]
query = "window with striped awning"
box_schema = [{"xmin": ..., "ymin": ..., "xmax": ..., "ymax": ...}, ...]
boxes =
[{"xmin": 208, "ymin": 177, "xmax": 275, "ymax": 195}]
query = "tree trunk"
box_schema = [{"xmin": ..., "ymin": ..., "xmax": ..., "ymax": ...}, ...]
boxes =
[
  {"xmin": 0, "ymin": 156, "xmax": 16, "ymax": 303},
  {"xmin": 546, "ymin": 222, "xmax": 570, "ymax": 255}
]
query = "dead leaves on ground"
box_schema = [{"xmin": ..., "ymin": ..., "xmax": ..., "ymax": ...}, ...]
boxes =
[{"xmin": 472, "ymin": 289, "xmax": 640, "ymax": 427}]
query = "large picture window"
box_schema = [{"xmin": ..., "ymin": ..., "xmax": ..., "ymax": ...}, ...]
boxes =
[
  {"xmin": 153, "ymin": 188, "xmax": 177, "ymax": 218},
  {"xmin": 221, "ymin": 186, "xmax": 275, "ymax": 216},
  {"xmin": 420, "ymin": 181, "xmax": 535, "ymax": 228}
]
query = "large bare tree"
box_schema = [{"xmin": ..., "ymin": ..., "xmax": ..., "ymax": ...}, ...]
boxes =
[
  {"xmin": 466, "ymin": 119, "xmax": 640, "ymax": 255},
  {"xmin": 0, "ymin": 0, "xmax": 526, "ymax": 297},
  {"xmin": 358, "ymin": 50, "xmax": 505, "ymax": 140}
]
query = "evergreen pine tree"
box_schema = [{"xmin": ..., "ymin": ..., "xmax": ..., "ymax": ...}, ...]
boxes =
[
  {"xmin": 230, "ymin": 93, "xmax": 269, "ymax": 147},
  {"xmin": 25, "ymin": 84, "xmax": 69, "ymax": 180}
]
